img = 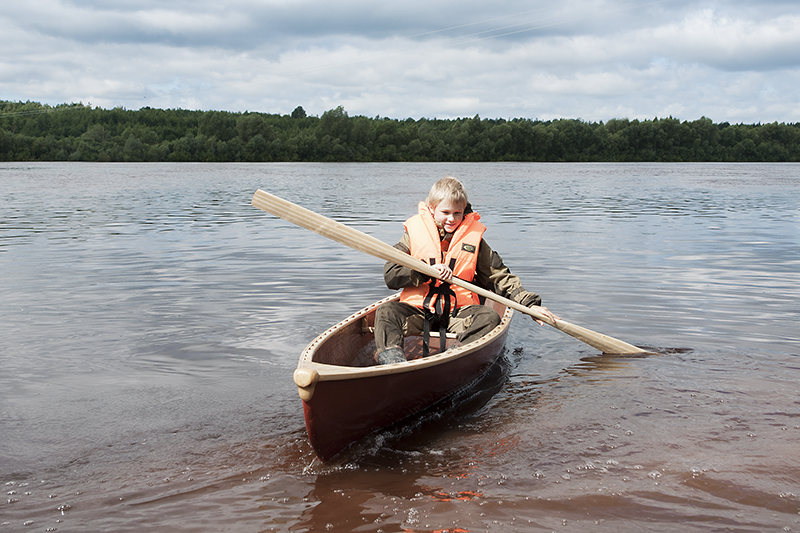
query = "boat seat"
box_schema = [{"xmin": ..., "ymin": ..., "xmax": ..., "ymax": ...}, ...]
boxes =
[{"xmin": 360, "ymin": 323, "xmax": 457, "ymax": 339}]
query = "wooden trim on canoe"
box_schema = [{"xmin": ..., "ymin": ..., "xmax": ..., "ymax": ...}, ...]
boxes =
[{"xmin": 293, "ymin": 294, "xmax": 513, "ymax": 401}]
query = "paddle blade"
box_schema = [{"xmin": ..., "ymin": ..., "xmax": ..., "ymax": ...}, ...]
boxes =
[{"xmin": 252, "ymin": 189, "xmax": 440, "ymax": 278}]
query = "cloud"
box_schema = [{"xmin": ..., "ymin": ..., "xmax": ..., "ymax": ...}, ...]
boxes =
[
  {"xmin": 650, "ymin": 10, "xmax": 800, "ymax": 71},
  {"xmin": 1, "ymin": 0, "xmax": 799, "ymax": 123}
]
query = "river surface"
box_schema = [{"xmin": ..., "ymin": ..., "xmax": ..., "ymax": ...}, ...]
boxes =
[{"xmin": 1, "ymin": 162, "xmax": 798, "ymax": 532}]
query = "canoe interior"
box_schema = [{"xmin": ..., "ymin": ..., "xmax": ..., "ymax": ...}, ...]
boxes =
[{"xmin": 308, "ymin": 294, "xmax": 501, "ymax": 368}]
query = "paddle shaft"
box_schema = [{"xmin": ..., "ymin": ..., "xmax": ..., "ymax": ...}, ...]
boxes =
[{"xmin": 252, "ymin": 189, "xmax": 647, "ymax": 355}]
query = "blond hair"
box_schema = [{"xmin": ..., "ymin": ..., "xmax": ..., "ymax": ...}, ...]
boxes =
[{"xmin": 425, "ymin": 176, "xmax": 468, "ymax": 208}]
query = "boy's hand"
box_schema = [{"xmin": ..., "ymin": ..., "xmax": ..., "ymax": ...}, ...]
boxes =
[
  {"xmin": 432, "ymin": 263, "xmax": 453, "ymax": 281},
  {"xmin": 529, "ymin": 305, "xmax": 559, "ymax": 326}
]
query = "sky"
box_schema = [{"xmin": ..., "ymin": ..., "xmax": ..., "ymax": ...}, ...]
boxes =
[{"xmin": 2, "ymin": 0, "xmax": 800, "ymax": 123}]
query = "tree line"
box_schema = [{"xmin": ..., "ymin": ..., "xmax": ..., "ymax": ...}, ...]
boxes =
[{"xmin": 2, "ymin": 100, "xmax": 799, "ymax": 162}]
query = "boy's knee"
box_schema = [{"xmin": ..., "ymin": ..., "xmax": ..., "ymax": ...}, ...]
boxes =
[
  {"xmin": 456, "ymin": 306, "xmax": 501, "ymax": 344},
  {"xmin": 478, "ymin": 309, "xmax": 501, "ymax": 332},
  {"xmin": 486, "ymin": 309, "xmax": 501, "ymax": 329},
  {"xmin": 375, "ymin": 301, "xmax": 405, "ymax": 323},
  {"xmin": 471, "ymin": 306, "xmax": 500, "ymax": 327}
]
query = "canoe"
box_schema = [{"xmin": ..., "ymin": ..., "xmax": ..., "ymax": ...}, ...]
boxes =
[{"xmin": 293, "ymin": 293, "xmax": 514, "ymax": 461}]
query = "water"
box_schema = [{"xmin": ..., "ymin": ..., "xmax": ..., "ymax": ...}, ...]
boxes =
[{"xmin": 1, "ymin": 162, "xmax": 798, "ymax": 532}]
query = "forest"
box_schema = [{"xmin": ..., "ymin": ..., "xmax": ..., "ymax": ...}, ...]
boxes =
[{"xmin": 2, "ymin": 100, "xmax": 799, "ymax": 162}]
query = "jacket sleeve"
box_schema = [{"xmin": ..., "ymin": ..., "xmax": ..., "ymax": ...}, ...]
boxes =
[
  {"xmin": 383, "ymin": 232, "xmax": 429, "ymax": 290},
  {"xmin": 474, "ymin": 239, "xmax": 542, "ymax": 307}
]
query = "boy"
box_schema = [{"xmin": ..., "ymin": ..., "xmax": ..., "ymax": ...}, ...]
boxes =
[{"xmin": 374, "ymin": 176, "xmax": 558, "ymax": 364}]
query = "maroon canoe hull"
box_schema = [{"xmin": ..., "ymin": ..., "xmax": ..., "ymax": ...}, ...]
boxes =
[{"xmin": 295, "ymin": 295, "xmax": 512, "ymax": 461}]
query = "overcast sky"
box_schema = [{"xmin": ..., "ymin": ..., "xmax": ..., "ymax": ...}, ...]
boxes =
[{"xmin": 2, "ymin": 0, "xmax": 799, "ymax": 123}]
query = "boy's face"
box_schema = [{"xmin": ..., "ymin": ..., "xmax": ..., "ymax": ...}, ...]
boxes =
[{"xmin": 429, "ymin": 200, "xmax": 465, "ymax": 233}]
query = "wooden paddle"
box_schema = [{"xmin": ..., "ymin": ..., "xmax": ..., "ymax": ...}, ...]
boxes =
[{"xmin": 252, "ymin": 189, "xmax": 648, "ymax": 355}]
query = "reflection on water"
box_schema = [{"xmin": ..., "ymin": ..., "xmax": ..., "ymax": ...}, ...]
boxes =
[{"xmin": 1, "ymin": 162, "xmax": 799, "ymax": 532}]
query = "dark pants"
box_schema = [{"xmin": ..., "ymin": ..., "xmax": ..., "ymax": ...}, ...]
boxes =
[{"xmin": 374, "ymin": 301, "xmax": 501, "ymax": 354}]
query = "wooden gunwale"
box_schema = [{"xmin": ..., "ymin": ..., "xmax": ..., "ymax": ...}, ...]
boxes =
[{"xmin": 294, "ymin": 293, "xmax": 513, "ymax": 386}]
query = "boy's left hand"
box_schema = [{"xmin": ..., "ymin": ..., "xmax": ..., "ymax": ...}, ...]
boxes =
[{"xmin": 529, "ymin": 305, "xmax": 559, "ymax": 326}]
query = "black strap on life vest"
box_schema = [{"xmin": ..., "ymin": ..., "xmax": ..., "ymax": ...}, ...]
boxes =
[{"xmin": 421, "ymin": 279, "xmax": 457, "ymax": 357}]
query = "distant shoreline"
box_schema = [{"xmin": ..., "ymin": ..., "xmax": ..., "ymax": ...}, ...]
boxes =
[{"xmin": 2, "ymin": 101, "xmax": 799, "ymax": 163}]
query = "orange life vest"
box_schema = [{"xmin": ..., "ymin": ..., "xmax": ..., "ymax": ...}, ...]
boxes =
[{"xmin": 399, "ymin": 202, "xmax": 486, "ymax": 315}]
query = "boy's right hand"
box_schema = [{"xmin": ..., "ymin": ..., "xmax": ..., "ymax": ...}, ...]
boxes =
[{"xmin": 432, "ymin": 263, "xmax": 453, "ymax": 281}]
